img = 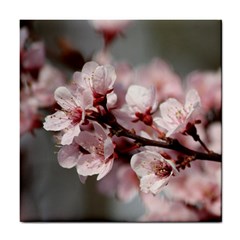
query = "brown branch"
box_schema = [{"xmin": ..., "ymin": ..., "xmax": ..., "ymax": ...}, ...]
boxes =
[{"xmin": 86, "ymin": 107, "xmax": 222, "ymax": 163}]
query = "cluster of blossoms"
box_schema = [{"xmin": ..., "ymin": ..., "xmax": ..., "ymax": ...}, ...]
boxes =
[
  {"xmin": 21, "ymin": 20, "xmax": 221, "ymax": 221},
  {"xmin": 20, "ymin": 27, "xmax": 66, "ymax": 135}
]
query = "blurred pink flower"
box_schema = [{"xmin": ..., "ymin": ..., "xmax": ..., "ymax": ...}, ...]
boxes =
[
  {"xmin": 165, "ymin": 164, "xmax": 221, "ymax": 218},
  {"xmin": 207, "ymin": 122, "xmax": 221, "ymax": 153},
  {"xmin": 154, "ymin": 89, "xmax": 201, "ymax": 137},
  {"xmin": 30, "ymin": 64, "xmax": 66, "ymax": 107},
  {"xmin": 116, "ymin": 165, "xmax": 139, "ymax": 202},
  {"xmin": 91, "ymin": 20, "xmax": 130, "ymax": 46},
  {"xmin": 186, "ymin": 69, "xmax": 221, "ymax": 112},
  {"xmin": 135, "ymin": 58, "xmax": 183, "ymax": 102},
  {"xmin": 20, "ymin": 100, "xmax": 41, "ymax": 136},
  {"xmin": 140, "ymin": 193, "xmax": 200, "ymax": 221},
  {"xmin": 75, "ymin": 122, "xmax": 115, "ymax": 181},
  {"xmin": 20, "ymin": 27, "xmax": 45, "ymax": 75},
  {"xmin": 131, "ymin": 150, "xmax": 177, "ymax": 195}
]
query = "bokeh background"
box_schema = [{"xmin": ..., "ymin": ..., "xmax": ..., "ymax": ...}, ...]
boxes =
[{"xmin": 20, "ymin": 20, "xmax": 221, "ymax": 221}]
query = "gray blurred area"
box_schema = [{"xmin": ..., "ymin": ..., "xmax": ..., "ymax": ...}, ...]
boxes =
[{"xmin": 20, "ymin": 20, "xmax": 221, "ymax": 221}]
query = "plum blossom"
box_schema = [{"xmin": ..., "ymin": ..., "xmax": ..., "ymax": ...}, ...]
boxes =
[
  {"xmin": 116, "ymin": 165, "xmax": 139, "ymax": 202},
  {"xmin": 154, "ymin": 89, "xmax": 201, "ymax": 137},
  {"xmin": 131, "ymin": 150, "xmax": 177, "ymax": 195},
  {"xmin": 73, "ymin": 61, "xmax": 116, "ymax": 97},
  {"xmin": 186, "ymin": 69, "xmax": 221, "ymax": 112},
  {"xmin": 20, "ymin": 99, "xmax": 41, "ymax": 135},
  {"xmin": 125, "ymin": 85, "xmax": 158, "ymax": 125},
  {"xmin": 20, "ymin": 27, "xmax": 45, "ymax": 76},
  {"xmin": 75, "ymin": 122, "xmax": 115, "ymax": 181},
  {"xmin": 135, "ymin": 58, "xmax": 183, "ymax": 102},
  {"xmin": 43, "ymin": 86, "xmax": 93, "ymax": 145},
  {"xmin": 90, "ymin": 20, "xmax": 130, "ymax": 46},
  {"xmin": 139, "ymin": 193, "xmax": 200, "ymax": 222}
]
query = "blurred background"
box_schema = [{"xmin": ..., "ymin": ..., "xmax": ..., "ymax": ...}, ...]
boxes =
[{"xmin": 20, "ymin": 20, "xmax": 221, "ymax": 221}]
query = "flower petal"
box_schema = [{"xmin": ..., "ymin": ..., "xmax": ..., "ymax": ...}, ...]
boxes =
[
  {"xmin": 82, "ymin": 61, "xmax": 99, "ymax": 76},
  {"xmin": 92, "ymin": 65, "xmax": 116, "ymax": 95},
  {"xmin": 160, "ymin": 98, "xmax": 184, "ymax": 123},
  {"xmin": 126, "ymin": 85, "xmax": 157, "ymax": 114},
  {"xmin": 104, "ymin": 137, "xmax": 114, "ymax": 160},
  {"xmin": 97, "ymin": 158, "xmax": 114, "ymax": 180},
  {"xmin": 75, "ymin": 131, "xmax": 99, "ymax": 152},
  {"xmin": 184, "ymin": 89, "xmax": 201, "ymax": 113},
  {"xmin": 43, "ymin": 111, "xmax": 71, "ymax": 131},
  {"xmin": 78, "ymin": 175, "xmax": 87, "ymax": 184},
  {"xmin": 131, "ymin": 151, "xmax": 155, "ymax": 177},
  {"xmin": 76, "ymin": 154, "xmax": 105, "ymax": 176},
  {"xmin": 57, "ymin": 144, "xmax": 80, "ymax": 168},
  {"xmin": 54, "ymin": 86, "xmax": 78, "ymax": 111},
  {"xmin": 61, "ymin": 124, "xmax": 81, "ymax": 145}
]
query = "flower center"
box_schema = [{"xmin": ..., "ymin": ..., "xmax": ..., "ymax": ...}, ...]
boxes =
[
  {"xmin": 69, "ymin": 107, "xmax": 83, "ymax": 124},
  {"xmin": 175, "ymin": 109, "xmax": 186, "ymax": 123},
  {"xmin": 152, "ymin": 161, "xmax": 172, "ymax": 178}
]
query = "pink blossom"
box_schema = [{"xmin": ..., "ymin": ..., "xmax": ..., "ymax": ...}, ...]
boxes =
[
  {"xmin": 75, "ymin": 122, "xmax": 115, "ymax": 181},
  {"xmin": 164, "ymin": 160, "xmax": 221, "ymax": 218},
  {"xmin": 20, "ymin": 27, "xmax": 45, "ymax": 75},
  {"xmin": 30, "ymin": 64, "xmax": 66, "ymax": 108},
  {"xmin": 125, "ymin": 85, "xmax": 158, "ymax": 125},
  {"xmin": 90, "ymin": 20, "xmax": 130, "ymax": 46},
  {"xmin": 43, "ymin": 86, "xmax": 92, "ymax": 145},
  {"xmin": 116, "ymin": 165, "xmax": 139, "ymax": 202},
  {"xmin": 154, "ymin": 89, "xmax": 201, "ymax": 137},
  {"xmin": 207, "ymin": 122, "xmax": 221, "ymax": 153},
  {"xmin": 20, "ymin": 100, "xmax": 41, "ymax": 135},
  {"xmin": 131, "ymin": 150, "xmax": 177, "ymax": 195},
  {"xmin": 135, "ymin": 58, "xmax": 183, "ymax": 102},
  {"xmin": 91, "ymin": 20, "xmax": 130, "ymax": 33},
  {"xmin": 139, "ymin": 193, "xmax": 200, "ymax": 221},
  {"xmin": 186, "ymin": 69, "xmax": 221, "ymax": 112},
  {"xmin": 73, "ymin": 61, "xmax": 116, "ymax": 97}
]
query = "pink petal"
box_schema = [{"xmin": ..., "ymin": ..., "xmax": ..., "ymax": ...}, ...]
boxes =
[
  {"xmin": 153, "ymin": 117, "xmax": 170, "ymax": 131},
  {"xmin": 73, "ymin": 71, "xmax": 91, "ymax": 90},
  {"xmin": 93, "ymin": 122, "xmax": 108, "ymax": 140},
  {"xmin": 104, "ymin": 137, "xmax": 114, "ymax": 160},
  {"xmin": 82, "ymin": 61, "xmax": 99, "ymax": 76},
  {"xmin": 97, "ymin": 158, "xmax": 114, "ymax": 180},
  {"xmin": 92, "ymin": 65, "xmax": 116, "ymax": 95},
  {"xmin": 78, "ymin": 175, "xmax": 87, "ymax": 184},
  {"xmin": 61, "ymin": 124, "xmax": 81, "ymax": 145},
  {"xmin": 57, "ymin": 144, "xmax": 80, "ymax": 168},
  {"xmin": 126, "ymin": 85, "xmax": 157, "ymax": 113},
  {"xmin": 139, "ymin": 174, "xmax": 159, "ymax": 193},
  {"xmin": 106, "ymin": 92, "xmax": 117, "ymax": 109},
  {"xmin": 81, "ymin": 89, "xmax": 93, "ymax": 108},
  {"xmin": 22, "ymin": 42, "xmax": 45, "ymax": 70},
  {"xmin": 160, "ymin": 98, "xmax": 185, "ymax": 123},
  {"xmin": 77, "ymin": 154, "xmax": 105, "ymax": 176},
  {"xmin": 75, "ymin": 131, "xmax": 99, "ymax": 152},
  {"xmin": 54, "ymin": 86, "xmax": 78, "ymax": 111},
  {"xmin": 184, "ymin": 89, "xmax": 201, "ymax": 113},
  {"xmin": 43, "ymin": 111, "xmax": 71, "ymax": 131},
  {"xmin": 131, "ymin": 151, "xmax": 154, "ymax": 177}
]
